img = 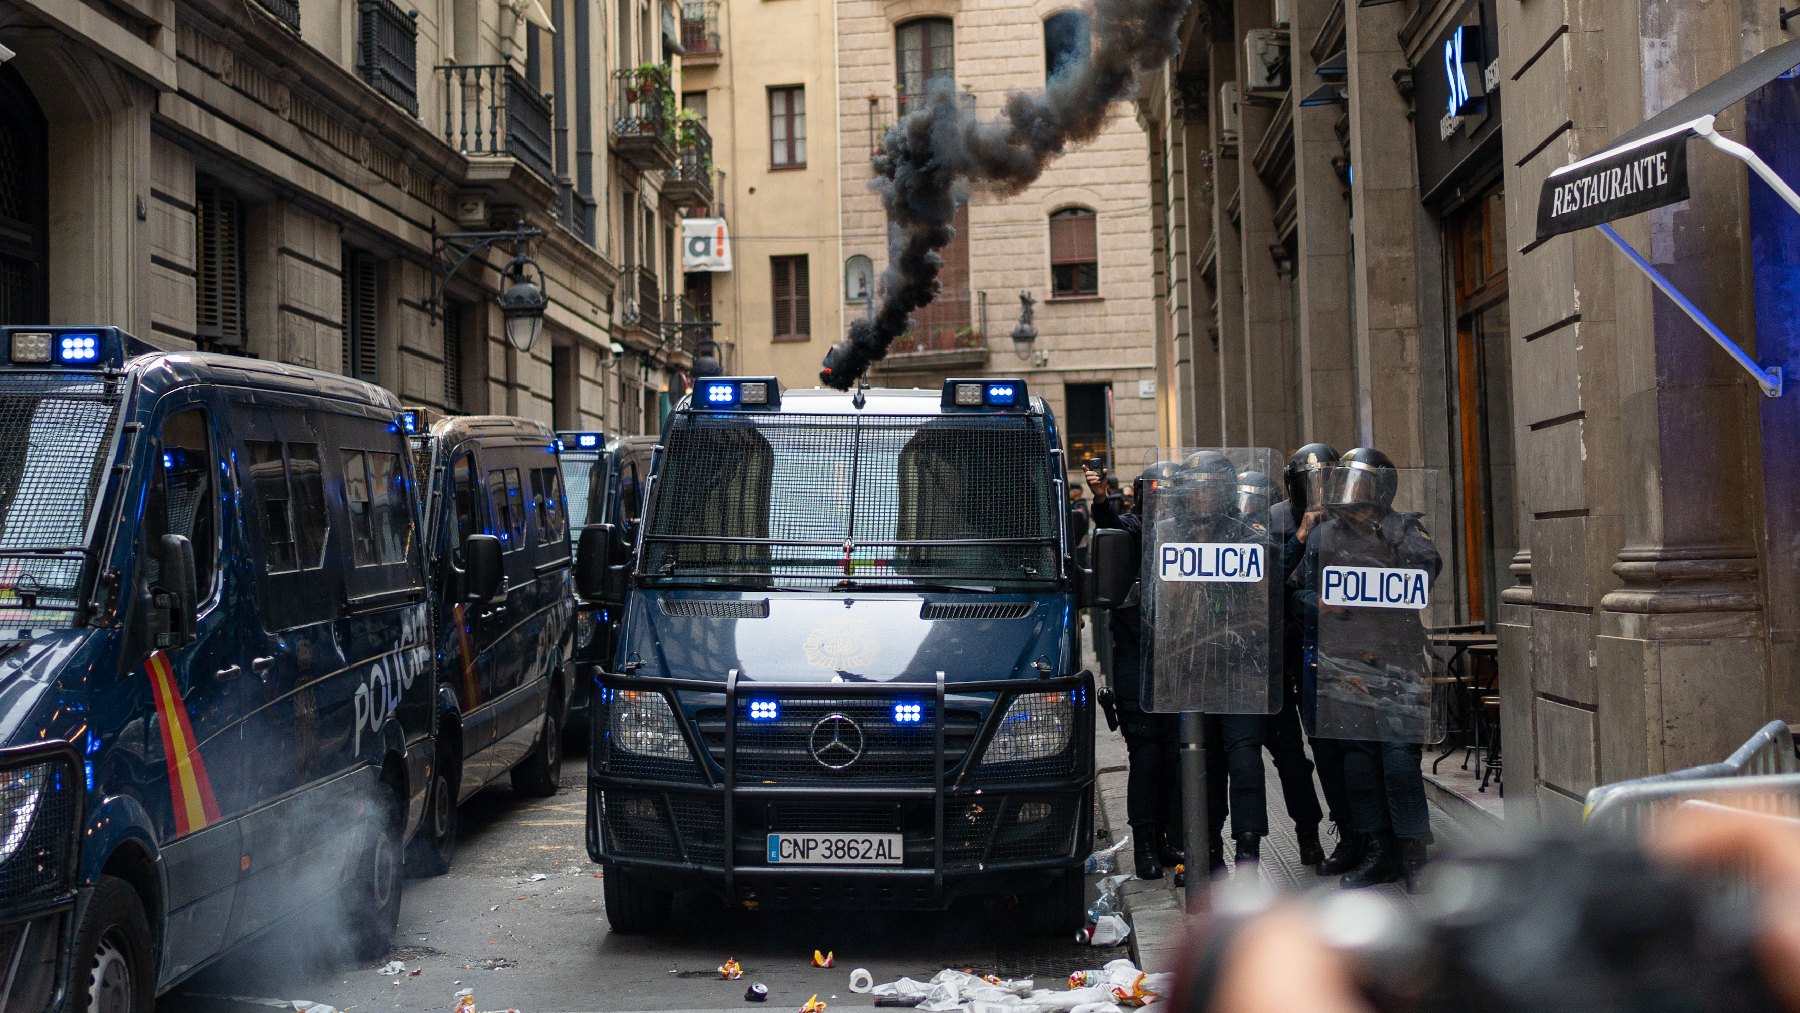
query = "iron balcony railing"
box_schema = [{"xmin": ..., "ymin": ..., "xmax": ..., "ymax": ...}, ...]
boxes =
[
  {"xmin": 666, "ymin": 118, "xmax": 714, "ymax": 208},
  {"xmin": 259, "ymin": 0, "xmax": 301, "ymax": 31},
  {"xmin": 680, "ymin": 1, "xmax": 721, "ymax": 56},
  {"xmin": 557, "ymin": 181, "xmax": 597, "ymax": 245},
  {"xmin": 613, "ymin": 66, "xmax": 676, "ymax": 169},
  {"xmin": 437, "ymin": 63, "xmax": 556, "ymax": 183},
  {"xmin": 626, "ymin": 265, "xmax": 660, "ymax": 329},
  {"xmin": 357, "ymin": 0, "xmax": 420, "ymax": 115},
  {"xmin": 666, "ymin": 295, "xmax": 714, "ymax": 355},
  {"xmin": 888, "ymin": 291, "xmax": 986, "ymax": 355}
]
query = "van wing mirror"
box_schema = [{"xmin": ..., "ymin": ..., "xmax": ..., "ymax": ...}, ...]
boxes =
[
  {"xmin": 574, "ymin": 525, "xmax": 613, "ymax": 602},
  {"xmin": 463, "ymin": 534, "xmax": 504, "ymax": 601},
  {"xmin": 1087, "ymin": 529, "xmax": 1135, "ymax": 609},
  {"xmin": 156, "ymin": 533, "xmax": 198, "ymax": 646}
]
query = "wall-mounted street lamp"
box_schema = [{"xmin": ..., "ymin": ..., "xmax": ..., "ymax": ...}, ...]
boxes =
[
  {"xmin": 1010, "ymin": 290, "xmax": 1038, "ymax": 361},
  {"xmin": 429, "ymin": 222, "xmax": 550, "ymax": 353}
]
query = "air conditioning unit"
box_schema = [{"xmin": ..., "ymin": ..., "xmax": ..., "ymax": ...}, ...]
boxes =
[
  {"xmin": 1219, "ymin": 82, "xmax": 1241, "ymax": 141},
  {"xmin": 1244, "ymin": 29, "xmax": 1286, "ymax": 90},
  {"xmin": 1272, "ymin": 0, "xmax": 1291, "ymax": 28}
]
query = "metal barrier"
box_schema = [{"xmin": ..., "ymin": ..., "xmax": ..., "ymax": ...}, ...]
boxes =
[{"xmin": 1583, "ymin": 720, "xmax": 1799, "ymax": 836}]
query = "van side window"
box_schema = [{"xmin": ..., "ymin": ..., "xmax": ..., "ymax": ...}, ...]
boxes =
[
  {"xmin": 536, "ymin": 467, "xmax": 567, "ymax": 543},
  {"xmin": 506, "ymin": 469, "xmax": 526, "ymax": 546},
  {"xmin": 488, "ymin": 467, "xmax": 527, "ymax": 549},
  {"xmin": 343, "ymin": 450, "xmax": 412, "ymax": 566},
  {"xmin": 248, "ymin": 441, "xmax": 330, "ymax": 574},
  {"xmin": 289, "ymin": 443, "xmax": 328, "ymax": 567},
  {"xmin": 452, "ymin": 453, "xmax": 479, "ymax": 544},
  {"xmin": 147, "ymin": 408, "xmax": 218, "ymax": 597},
  {"xmin": 486, "ymin": 471, "xmax": 512, "ymax": 549},
  {"xmin": 619, "ymin": 459, "xmax": 644, "ymax": 531}
]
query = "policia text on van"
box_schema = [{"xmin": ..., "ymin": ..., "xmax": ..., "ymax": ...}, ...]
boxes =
[
  {"xmin": 574, "ymin": 378, "xmax": 1134, "ymax": 933},
  {"xmin": 0, "ymin": 326, "xmax": 436, "ymax": 1013}
]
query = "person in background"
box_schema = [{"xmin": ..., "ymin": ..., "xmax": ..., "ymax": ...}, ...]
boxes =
[{"xmin": 1068, "ymin": 483, "xmax": 1091, "ymax": 549}]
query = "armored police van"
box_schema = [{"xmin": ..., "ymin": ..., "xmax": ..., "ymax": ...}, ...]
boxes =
[
  {"xmin": 558, "ymin": 430, "xmax": 654, "ymax": 734},
  {"xmin": 403, "ymin": 412, "xmax": 574, "ymax": 874},
  {"xmin": 575, "ymin": 378, "xmax": 1131, "ymax": 933},
  {"xmin": 0, "ymin": 326, "xmax": 432, "ymax": 1012}
]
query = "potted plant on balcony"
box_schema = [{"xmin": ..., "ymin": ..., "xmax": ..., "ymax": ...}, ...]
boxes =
[{"xmin": 955, "ymin": 326, "xmax": 983, "ymax": 349}]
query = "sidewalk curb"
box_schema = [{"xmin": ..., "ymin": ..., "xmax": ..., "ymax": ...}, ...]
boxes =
[
  {"xmin": 1422, "ymin": 772, "xmax": 1506, "ymax": 838},
  {"xmin": 1094, "ymin": 736, "xmax": 1190, "ymax": 975}
]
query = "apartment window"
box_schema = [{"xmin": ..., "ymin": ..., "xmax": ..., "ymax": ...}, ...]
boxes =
[
  {"xmin": 342, "ymin": 247, "xmax": 381, "ymax": 382},
  {"xmin": 443, "ymin": 301, "xmax": 466, "ymax": 411},
  {"xmin": 1049, "ymin": 207, "xmax": 1098, "ymax": 297},
  {"xmin": 769, "ymin": 86, "xmax": 806, "ymax": 168},
  {"xmin": 1063, "ymin": 383, "xmax": 1110, "ymax": 466},
  {"xmin": 896, "ymin": 18, "xmax": 953, "ymax": 116},
  {"xmin": 1044, "ymin": 11, "xmax": 1090, "ymax": 82},
  {"xmin": 683, "ymin": 90, "xmax": 708, "ymax": 124},
  {"xmin": 195, "ymin": 178, "xmax": 246, "ymax": 350},
  {"xmin": 771, "ymin": 255, "xmax": 810, "ymax": 341}
]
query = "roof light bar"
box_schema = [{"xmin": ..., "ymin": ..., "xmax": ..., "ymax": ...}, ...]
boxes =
[
  {"xmin": 692, "ymin": 377, "xmax": 782, "ymax": 410},
  {"xmin": 1, "ymin": 326, "xmax": 137, "ymax": 370},
  {"xmin": 555, "ymin": 430, "xmax": 606, "ymax": 451},
  {"xmin": 941, "ymin": 378, "xmax": 1029, "ymax": 412}
]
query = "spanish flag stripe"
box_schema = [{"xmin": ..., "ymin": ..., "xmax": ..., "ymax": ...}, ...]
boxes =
[
  {"xmin": 454, "ymin": 604, "xmax": 479, "ymax": 706},
  {"xmin": 147, "ymin": 652, "xmax": 224, "ymax": 836}
]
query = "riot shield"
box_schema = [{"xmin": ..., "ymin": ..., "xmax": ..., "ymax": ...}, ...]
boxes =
[
  {"xmin": 1302, "ymin": 466, "xmax": 1448, "ymax": 744},
  {"xmin": 1139, "ymin": 448, "xmax": 1284, "ymax": 715}
]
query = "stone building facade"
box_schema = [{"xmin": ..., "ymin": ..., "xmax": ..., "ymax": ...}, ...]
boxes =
[
  {"xmin": 1140, "ymin": 0, "xmax": 1798, "ymax": 822},
  {"xmin": 0, "ymin": 0, "xmax": 698, "ymax": 433}
]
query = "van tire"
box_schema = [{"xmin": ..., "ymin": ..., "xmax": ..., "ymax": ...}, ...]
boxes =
[
  {"xmin": 407, "ymin": 750, "xmax": 459, "ymax": 877},
  {"xmin": 1020, "ymin": 870, "xmax": 1086, "ymax": 937},
  {"xmin": 602, "ymin": 867, "xmax": 672, "ymax": 934},
  {"xmin": 72, "ymin": 875, "xmax": 155, "ymax": 1013},
  {"xmin": 511, "ymin": 694, "xmax": 563, "ymax": 798},
  {"xmin": 346, "ymin": 783, "xmax": 405, "ymax": 962}
]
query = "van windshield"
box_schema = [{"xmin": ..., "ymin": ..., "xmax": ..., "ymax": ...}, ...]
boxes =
[
  {"xmin": 642, "ymin": 412, "xmax": 1059, "ymax": 589},
  {"xmin": 0, "ymin": 373, "xmax": 123, "ymax": 627}
]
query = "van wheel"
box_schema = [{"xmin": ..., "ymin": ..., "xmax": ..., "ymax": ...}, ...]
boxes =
[
  {"xmin": 511, "ymin": 697, "xmax": 563, "ymax": 798},
  {"xmin": 346, "ymin": 785, "xmax": 405, "ymax": 962},
  {"xmin": 72, "ymin": 876, "xmax": 155, "ymax": 1013},
  {"xmin": 602, "ymin": 867, "xmax": 672, "ymax": 934},
  {"xmin": 406, "ymin": 751, "xmax": 459, "ymax": 877},
  {"xmin": 1020, "ymin": 870, "xmax": 1087, "ymax": 937}
]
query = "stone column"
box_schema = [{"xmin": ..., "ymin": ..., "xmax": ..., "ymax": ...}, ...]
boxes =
[
  {"xmin": 1178, "ymin": 80, "xmax": 1223, "ymax": 447},
  {"xmin": 1209, "ymin": 21, "xmax": 1247, "ymax": 444}
]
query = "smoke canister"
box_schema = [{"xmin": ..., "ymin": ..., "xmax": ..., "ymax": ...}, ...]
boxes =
[{"xmin": 746, "ymin": 983, "xmax": 769, "ymax": 1002}]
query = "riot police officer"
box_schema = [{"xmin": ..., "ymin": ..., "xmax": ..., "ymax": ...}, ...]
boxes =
[
  {"xmin": 1294, "ymin": 447, "xmax": 1441, "ymax": 891},
  {"xmin": 1088, "ymin": 462, "xmax": 1183, "ymax": 880}
]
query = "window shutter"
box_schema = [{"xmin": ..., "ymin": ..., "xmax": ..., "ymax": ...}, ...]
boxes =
[
  {"xmin": 1050, "ymin": 209, "xmax": 1097, "ymax": 265},
  {"xmin": 341, "ymin": 248, "xmax": 381, "ymax": 383},
  {"xmin": 771, "ymin": 257, "xmax": 792, "ymax": 336},
  {"xmin": 792, "ymin": 256, "xmax": 810, "ymax": 336},
  {"xmin": 196, "ymin": 179, "xmax": 246, "ymax": 348},
  {"xmin": 443, "ymin": 302, "xmax": 464, "ymax": 410}
]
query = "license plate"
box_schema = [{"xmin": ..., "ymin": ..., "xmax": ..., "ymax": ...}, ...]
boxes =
[{"xmin": 766, "ymin": 832, "xmax": 903, "ymax": 865}]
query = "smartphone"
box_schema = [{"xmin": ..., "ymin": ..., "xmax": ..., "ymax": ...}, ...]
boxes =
[{"xmin": 1083, "ymin": 456, "xmax": 1107, "ymax": 473}]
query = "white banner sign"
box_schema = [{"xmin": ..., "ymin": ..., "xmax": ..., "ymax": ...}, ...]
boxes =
[
  {"xmin": 1157, "ymin": 543, "xmax": 1266, "ymax": 583},
  {"xmin": 682, "ymin": 217, "xmax": 732, "ymax": 272},
  {"xmin": 1321, "ymin": 565, "xmax": 1431, "ymax": 609}
]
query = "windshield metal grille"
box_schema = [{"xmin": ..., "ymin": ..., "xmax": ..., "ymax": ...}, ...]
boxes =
[
  {"xmin": 0, "ymin": 374, "xmax": 121, "ymax": 628},
  {"xmin": 642, "ymin": 412, "xmax": 1057, "ymax": 588}
]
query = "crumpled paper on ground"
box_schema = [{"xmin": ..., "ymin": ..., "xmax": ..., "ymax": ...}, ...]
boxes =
[{"xmin": 868, "ymin": 958, "xmax": 1170, "ymax": 1012}]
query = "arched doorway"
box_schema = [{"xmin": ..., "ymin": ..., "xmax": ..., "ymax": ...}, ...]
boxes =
[{"xmin": 0, "ymin": 66, "xmax": 48, "ymax": 325}]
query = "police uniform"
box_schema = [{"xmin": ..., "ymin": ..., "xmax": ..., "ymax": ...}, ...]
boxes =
[{"xmin": 1264, "ymin": 499, "xmax": 1328, "ymax": 841}]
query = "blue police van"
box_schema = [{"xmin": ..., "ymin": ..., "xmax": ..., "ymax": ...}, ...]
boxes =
[
  {"xmin": 402, "ymin": 411, "xmax": 574, "ymax": 874},
  {"xmin": 0, "ymin": 326, "xmax": 433, "ymax": 1012},
  {"xmin": 574, "ymin": 378, "xmax": 1132, "ymax": 933},
  {"xmin": 557, "ymin": 431, "xmax": 654, "ymax": 737}
]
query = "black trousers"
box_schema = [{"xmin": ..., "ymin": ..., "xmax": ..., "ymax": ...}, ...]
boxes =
[
  {"xmin": 1343, "ymin": 739, "xmax": 1431, "ymax": 838},
  {"xmin": 1310, "ymin": 736, "xmax": 1351, "ymax": 828},
  {"xmin": 1120, "ymin": 705, "xmax": 1181, "ymax": 840},
  {"xmin": 1265, "ymin": 697, "xmax": 1324, "ymax": 830},
  {"xmin": 1204, "ymin": 714, "xmax": 1268, "ymax": 838}
]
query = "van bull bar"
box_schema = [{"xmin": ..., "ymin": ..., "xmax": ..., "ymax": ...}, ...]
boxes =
[
  {"xmin": 0, "ymin": 742, "xmax": 84, "ymax": 1012},
  {"xmin": 586, "ymin": 671, "xmax": 1095, "ymax": 907}
]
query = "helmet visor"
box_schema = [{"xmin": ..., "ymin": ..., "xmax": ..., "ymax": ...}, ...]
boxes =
[
  {"xmin": 1235, "ymin": 483, "xmax": 1270, "ymax": 517},
  {"xmin": 1299, "ymin": 467, "xmax": 1331, "ymax": 510},
  {"xmin": 1324, "ymin": 461, "xmax": 1387, "ymax": 508}
]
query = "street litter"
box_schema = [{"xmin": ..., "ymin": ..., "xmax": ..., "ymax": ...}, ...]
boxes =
[
  {"xmin": 720, "ymin": 957, "xmax": 745, "ymax": 979},
  {"xmin": 529, "ymin": 873, "xmax": 548, "ymax": 882},
  {"xmin": 1083, "ymin": 836, "xmax": 1130, "ymax": 875},
  {"xmin": 848, "ymin": 968, "xmax": 876, "ymax": 993},
  {"xmin": 1075, "ymin": 915, "xmax": 1131, "ymax": 947},
  {"xmin": 801, "ymin": 995, "xmax": 829, "ymax": 1013},
  {"xmin": 453, "ymin": 987, "xmax": 522, "ymax": 1013},
  {"xmin": 186, "ymin": 996, "xmax": 343, "ymax": 1013},
  {"xmin": 747, "ymin": 983, "xmax": 770, "ymax": 1002},
  {"xmin": 376, "ymin": 961, "xmax": 406, "ymax": 976},
  {"xmin": 1085, "ymin": 875, "xmax": 1130, "ymax": 924},
  {"xmin": 865, "ymin": 959, "xmax": 1169, "ymax": 1012},
  {"xmin": 812, "ymin": 949, "xmax": 835, "ymax": 967}
]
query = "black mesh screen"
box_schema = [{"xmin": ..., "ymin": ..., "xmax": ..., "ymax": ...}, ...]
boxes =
[
  {"xmin": 642, "ymin": 413, "xmax": 1057, "ymax": 588},
  {"xmin": 0, "ymin": 374, "xmax": 120, "ymax": 628},
  {"xmin": 0, "ymin": 751, "xmax": 80, "ymax": 906}
]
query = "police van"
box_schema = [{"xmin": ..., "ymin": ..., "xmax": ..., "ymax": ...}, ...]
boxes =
[
  {"xmin": 402, "ymin": 412, "xmax": 574, "ymax": 874},
  {"xmin": 574, "ymin": 378, "xmax": 1132, "ymax": 933},
  {"xmin": 557, "ymin": 431, "xmax": 655, "ymax": 735},
  {"xmin": 0, "ymin": 326, "xmax": 433, "ymax": 1012}
]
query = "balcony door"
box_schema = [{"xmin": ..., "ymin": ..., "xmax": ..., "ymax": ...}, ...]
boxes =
[{"xmin": 0, "ymin": 68, "xmax": 47, "ymax": 325}]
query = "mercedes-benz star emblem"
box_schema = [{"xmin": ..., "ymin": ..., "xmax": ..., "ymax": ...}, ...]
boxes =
[{"xmin": 809, "ymin": 713, "xmax": 865, "ymax": 771}]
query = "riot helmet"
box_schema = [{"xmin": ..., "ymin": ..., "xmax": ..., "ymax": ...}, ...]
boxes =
[
  {"xmin": 1179, "ymin": 450, "xmax": 1237, "ymax": 515},
  {"xmin": 1235, "ymin": 470, "xmax": 1278, "ymax": 519},
  {"xmin": 1324, "ymin": 446, "xmax": 1397, "ymax": 512},
  {"xmin": 1134, "ymin": 460, "xmax": 1181, "ymax": 514},
  {"xmin": 1283, "ymin": 442, "xmax": 1339, "ymax": 513}
]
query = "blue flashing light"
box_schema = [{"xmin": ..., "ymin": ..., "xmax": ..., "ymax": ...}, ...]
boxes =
[
  {"xmin": 57, "ymin": 333, "xmax": 100, "ymax": 364},
  {"xmin": 748, "ymin": 698, "xmax": 780, "ymax": 722},
  {"xmin": 941, "ymin": 378, "xmax": 1029, "ymax": 411},
  {"xmin": 400, "ymin": 411, "xmax": 420, "ymax": 434},
  {"xmin": 703, "ymin": 381, "xmax": 737, "ymax": 406},
  {"xmin": 985, "ymin": 383, "xmax": 1018, "ymax": 406},
  {"xmin": 84, "ymin": 761, "xmax": 94, "ymax": 792},
  {"xmin": 893, "ymin": 701, "xmax": 924, "ymax": 724},
  {"xmin": 575, "ymin": 432, "xmax": 601, "ymax": 449},
  {"xmin": 162, "ymin": 452, "xmax": 174, "ymax": 470},
  {"xmin": 692, "ymin": 377, "xmax": 780, "ymax": 410}
]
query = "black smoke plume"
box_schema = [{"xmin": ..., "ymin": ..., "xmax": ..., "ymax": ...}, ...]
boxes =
[{"xmin": 819, "ymin": 0, "xmax": 1192, "ymax": 389}]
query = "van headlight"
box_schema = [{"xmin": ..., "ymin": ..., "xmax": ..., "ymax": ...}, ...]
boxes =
[
  {"xmin": 609, "ymin": 691, "xmax": 690, "ymax": 760},
  {"xmin": 981, "ymin": 692, "xmax": 1072, "ymax": 764},
  {"xmin": 0, "ymin": 761, "xmax": 48, "ymax": 865}
]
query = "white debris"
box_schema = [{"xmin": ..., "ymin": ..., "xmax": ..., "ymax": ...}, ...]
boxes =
[
  {"xmin": 1082, "ymin": 837, "xmax": 1130, "ymax": 876},
  {"xmin": 1075, "ymin": 915, "xmax": 1131, "ymax": 946},
  {"xmin": 867, "ymin": 960, "xmax": 1169, "ymax": 1012},
  {"xmin": 528, "ymin": 873, "xmax": 549, "ymax": 882},
  {"xmin": 376, "ymin": 961, "xmax": 407, "ymax": 976},
  {"xmin": 186, "ymin": 996, "xmax": 344, "ymax": 1013}
]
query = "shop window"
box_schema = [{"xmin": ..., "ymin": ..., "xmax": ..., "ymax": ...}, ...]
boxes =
[
  {"xmin": 1043, "ymin": 11, "xmax": 1089, "ymax": 82},
  {"xmin": 897, "ymin": 18, "xmax": 953, "ymax": 117},
  {"xmin": 771, "ymin": 255, "xmax": 811, "ymax": 340},
  {"xmin": 1049, "ymin": 207, "xmax": 1098, "ymax": 297}
]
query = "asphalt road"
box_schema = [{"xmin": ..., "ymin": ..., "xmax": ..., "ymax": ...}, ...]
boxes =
[{"xmin": 161, "ymin": 751, "xmax": 1122, "ymax": 1013}]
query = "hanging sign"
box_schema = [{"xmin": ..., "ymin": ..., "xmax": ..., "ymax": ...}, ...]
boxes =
[
  {"xmin": 682, "ymin": 218, "xmax": 733, "ymax": 272},
  {"xmin": 1534, "ymin": 123, "xmax": 1695, "ymax": 241}
]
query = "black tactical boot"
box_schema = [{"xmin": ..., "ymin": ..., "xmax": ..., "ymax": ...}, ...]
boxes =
[
  {"xmin": 1233, "ymin": 832, "xmax": 1261, "ymax": 864},
  {"xmin": 1315, "ymin": 828, "xmax": 1365, "ymax": 876},
  {"xmin": 1157, "ymin": 831, "xmax": 1185, "ymax": 869},
  {"xmin": 1208, "ymin": 835, "xmax": 1227, "ymax": 875},
  {"xmin": 1133, "ymin": 835, "xmax": 1164, "ymax": 880},
  {"xmin": 1295, "ymin": 824, "xmax": 1326, "ymax": 868},
  {"xmin": 1396, "ymin": 835, "xmax": 1429, "ymax": 893},
  {"xmin": 1340, "ymin": 833, "xmax": 1400, "ymax": 889}
]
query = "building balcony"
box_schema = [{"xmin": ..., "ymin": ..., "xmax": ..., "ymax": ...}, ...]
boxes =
[
  {"xmin": 613, "ymin": 66, "xmax": 676, "ymax": 173},
  {"xmin": 622, "ymin": 265, "xmax": 662, "ymax": 345},
  {"xmin": 664, "ymin": 119, "xmax": 714, "ymax": 210},
  {"xmin": 877, "ymin": 291, "xmax": 990, "ymax": 370},
  {"xmin": 557, "ymin": 181, "xmax": 597, "ymax": 246},
  {"xmin": 681, "ymin": 1, "xmax": 722, "ymax": 63},
  {"xmin": 258, "ymin": 0, "xmax": 300, "ymax": 32},
  {"xmin": 357, "ymin": 0, "xmax": 420, "ymax": 115},
  {"xmin": 436, "ymin": 63, "xmax": 556, "ymax": 187},
  {"xmin": 665, "ymin": 295, "xmax": 716, "ymax": 357}
]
